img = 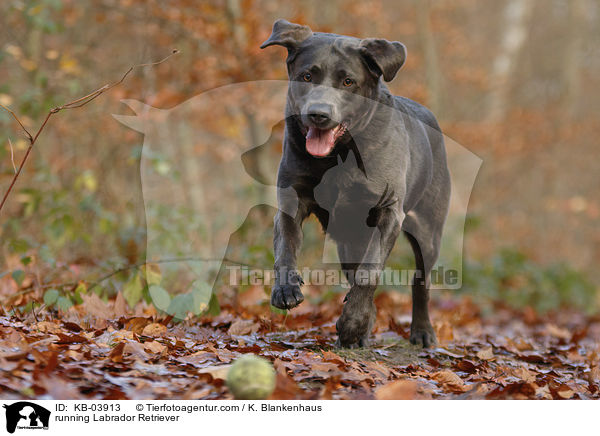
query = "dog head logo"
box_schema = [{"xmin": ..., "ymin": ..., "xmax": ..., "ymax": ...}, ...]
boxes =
[
  {"xmin": 113, "ymin": 80, "xmax": 481, "ymax": 308},
  {"xmin": 3, "ymin": 402, "xmax": 50, "ymax": 433}
]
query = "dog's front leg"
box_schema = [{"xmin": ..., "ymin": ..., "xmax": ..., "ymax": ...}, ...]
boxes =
[
  {"xmin": 271, "ymin": 204, "xmax": 309, "ymax": 310},
  {"xmin": 336, "ymin": 208, "xmax": 401, "ymax": 348}
]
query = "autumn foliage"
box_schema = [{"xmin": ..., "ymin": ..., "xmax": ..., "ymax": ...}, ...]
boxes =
[{"xmin": 0, "ymin": 0, "xmax": 599, "ymax": 401}]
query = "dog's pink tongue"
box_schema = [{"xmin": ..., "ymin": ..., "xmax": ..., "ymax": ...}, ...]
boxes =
[{"xmin": 306, "ymin": 127, "xmax": 335, "ymax": 157}]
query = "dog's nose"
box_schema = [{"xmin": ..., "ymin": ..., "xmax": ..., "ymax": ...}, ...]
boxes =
[
  {"xmin": 308, "ymin": 112, "xmax": 329, "ymax": 124},
  {"xmin": 307, "ymin": 104, "xmax": 333, "ymax": 126}
]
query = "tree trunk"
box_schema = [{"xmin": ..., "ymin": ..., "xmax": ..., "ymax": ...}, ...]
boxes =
[
  {"xmin": 415, "ymin": 0, "xmax": 444, "ymax": 117},
  {"xmin": 563, "ymin": 0, "xmax": 586, "ymax": 117},
  {"xmin": 487, "ymin": 0, "xmax": 535, "ymax": 122}
]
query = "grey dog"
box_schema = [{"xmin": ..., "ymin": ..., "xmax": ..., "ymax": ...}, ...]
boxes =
[{"xmin": 260, "ymin": 20, "xmax": 451, "ymax": 348}]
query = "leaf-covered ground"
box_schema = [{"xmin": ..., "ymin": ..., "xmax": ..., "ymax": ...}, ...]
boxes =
[{"xmin": 0, "ymin": 284, "xmax": 599, "ymax": 400}]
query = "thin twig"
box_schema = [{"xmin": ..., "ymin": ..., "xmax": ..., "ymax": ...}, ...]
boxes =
[
  {"xmin": 86, "ymin": 255, "xmax": 253, "ymax": 292},
  {"xmin": 7, "ymin": 138, "xmax": 16, "ymax": 173},
  {"xmin": 0, "ymin": 255, "xmax": 256, "ymax": 305},
  {"xmin": 0, "ymin": 103, "xmax": 33, "ymax": 141},
  {"xmin": 0, "ymin": 49, "xmax": 179, "ymax": 215}
]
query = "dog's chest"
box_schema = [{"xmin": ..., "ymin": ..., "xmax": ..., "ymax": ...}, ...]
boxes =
[{"xmin": 313, "ymin": 162, "xmax": 384, "ymax": 213}]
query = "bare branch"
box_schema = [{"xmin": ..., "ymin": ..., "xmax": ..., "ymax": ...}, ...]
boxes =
[
  {"xmin": 0, "ymin": 103, "xmax": 33, "ymax": 142},
  {"xmin": 0, "ymin": 255, "xmax": 249, "ymax": 306},
  {"xmin": 0, "ymin": 49, "xmax": 180, "ymax": 215}
]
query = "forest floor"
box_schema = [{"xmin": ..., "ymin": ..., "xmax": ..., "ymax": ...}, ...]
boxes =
[{"xmin": 1, "ymin": 284, "xmax": 599, "ymax": 400}]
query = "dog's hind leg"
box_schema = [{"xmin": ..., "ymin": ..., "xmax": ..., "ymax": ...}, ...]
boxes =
[
  {"xmin": 404, "ymin": 230, "xmax": 437, "ymax": 347},
  {"xmin": 335, "ymin": 208, "xmax": 401, "ymax": 348},
  {"xmin": 402, "ymin": 195, "xmax": 449, "ymax": 347}
]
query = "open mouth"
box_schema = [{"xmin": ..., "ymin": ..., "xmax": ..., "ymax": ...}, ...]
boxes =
[{"xmin": 305, "ymin": 123, "xmax": 347, "ymax": 157}]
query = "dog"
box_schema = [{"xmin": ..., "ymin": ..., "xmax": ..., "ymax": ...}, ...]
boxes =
[{"xmin": 261, "ymin": 19, "xmax": 451, "ymax": 348}]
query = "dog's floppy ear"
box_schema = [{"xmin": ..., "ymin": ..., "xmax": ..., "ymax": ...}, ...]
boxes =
[
  {"xmin": 359, "ymin": 38, "xmax": 407, "ymax": 82},
  {"xmin": 260, "ymin": 19, "xmax": 313, "ymax": 53}
]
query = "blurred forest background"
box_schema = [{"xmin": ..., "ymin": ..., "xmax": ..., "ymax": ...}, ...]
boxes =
[{"xmin": 1, "ymin": 0, "xmax": 599, "ymax": 316}]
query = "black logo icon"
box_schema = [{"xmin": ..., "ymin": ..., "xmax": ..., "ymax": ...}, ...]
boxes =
[{"xmin": 2, "ymin": 402, "xmax": 50, "ymax": 433}]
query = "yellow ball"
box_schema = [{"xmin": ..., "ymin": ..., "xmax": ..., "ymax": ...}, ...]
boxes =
[{"xmin": 226, "ymin": 354, "xmax": 276, "ymax": 400}]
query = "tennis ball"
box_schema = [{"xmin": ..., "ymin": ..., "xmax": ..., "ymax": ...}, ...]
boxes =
[{"xmin": 226, "ymin": 354, "xmax": 276, "ymax": 400}]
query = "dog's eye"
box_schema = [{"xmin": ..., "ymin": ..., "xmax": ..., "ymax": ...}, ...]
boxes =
[
  {"xmin": 302, "ymin": 72, "xmax": 312, "ymax": 82},
  {"xmin": 343, "ymin": 78, "xmax": 354, "ymax": 87}
]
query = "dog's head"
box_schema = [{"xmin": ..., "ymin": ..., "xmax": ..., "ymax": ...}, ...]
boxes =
[{"xmin": 261, "ymin": 19, "xmax": 406, "ymax": 158}]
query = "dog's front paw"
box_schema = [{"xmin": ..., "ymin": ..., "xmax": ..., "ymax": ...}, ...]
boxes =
[
  {"xmin": 270, "ymin": 283, "xmax": 304, "ymax": 310},
  {"xmin": 335, "ymin": 309, "xmax": 373, "ymax": 348},
  {"xmin": 409, "ymin": 322, "xmax": 437, "ymax": 348}
]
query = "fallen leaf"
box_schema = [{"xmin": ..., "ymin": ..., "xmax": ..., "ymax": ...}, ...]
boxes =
[
  {"xmin": 228, "ymin": 319, "xmax": 259, "ymax": 336},
  {"xmin": 108, "ymin": 342, "xmax": 125, "ymax": 363},
  {"xmin": 512, "ymin": 366, "xmax": 537, "ymax": 383},
  {"xmin": 545, "ymin": 324, "xmax": 571, "ymax": 341},
  {"xmin": 198, "ymin": 364, "xmax": 231, "ymax": 380},
  {"xmin": 124, "ymin": 317, "xmax": 152, "ymax": 334},
  {"xmin": 435, "ymin": 321, "xmax": 454, "ymax": 344},
  {"xmin": 32, "ymin": 321, "xmax": 61, "ymax": 334},
  {"xmin": 39, "ymin": 376, "xmax": 82, "ymax": 399},
  {"xmin": 321, "ymin": 351, "xmax": 347, "ymax": 368},
  {"xmin": 55, "ymin": 332, "xmax": 88, "ymax": 344},
  {"xmin": 486, "ymin": 382, "xmax": 536, "ymax": 399},
  {"xmin": 476, "ymin": 346, "xmax": 495, "ymax": 361},
  {"xmin": 432, "ymin": 370, "xmax": 469, "ymax": 392},
  {"xmin": 375, "ymin": 379, "xmax": 418, "ymax": 400},
  {"xmin": 81, "ymin": 292, "xmax": 113, "ymax": 319},
  {"xmin": 123, "ymin": 341, "xmax": 150, "ymax": 360},
  {"xmin": 176, "ymin": 351, "xmax": 217, "ymax": 366},
  {"xmin": 270, "ymin": 361, "xmax": 305, "ymax": 400},
  {"xmin": 113, "ymin": 292, "xmax": 128, "ymax": 317},
  {"xmin": 142, "ymin": 323, "xmax": 167, "ymax": 337},
  {"xmin": 506, "ymin": 337, "xmax": 535, "ymax": 352},
  {"xmin": 62, "ymin": 322, "xmax": 82, "ymax": 332},
  {"xmin": 143, "ymin": 340, "xmax": 167, "ymax": 354}
]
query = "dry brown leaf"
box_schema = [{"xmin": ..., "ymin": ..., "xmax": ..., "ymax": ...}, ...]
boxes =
[
  {"xmin": 476, "ymin": 346, "xmax": 495, "ymax": 360},
  {"xmin": 125, "ymin": 317, "xmax": 152, "ymax": 334},
  {"xmin": 198, "ymin": 364, "xmax": 231, "ymax": 380},
  {"xmin": 143, "ymin": 340, "xmax": 167, "ymax": 354},
  {"xmin": 113, "ymin": 291, "xmax": 128, "ymax": 317},
  {"xmin": 142, "ymin": 323, "xmax": 167, "ymax": 337},
  {"xmin": 375, "ymin": 379, "xmax": 418, "ymax": 400},
  {"xmin": 310, "ymin": 361, "xmax": 341, "ymax": 373},
  {"xmin": 227, "ymin": 319, "xmax": 259, "ymax": 336},
  {"xmin": 454, "ymin": 359, "xmax": 478, "ymax": 374},
  {"xmin": 177, "ymin": 351, "xmax": 217, "ymax": 366},
  {"xmin": 363, "ymin": 361, "xmax": 392, "ymax": 381},
  {"xmin": 587, "ymin": 366, "xmax": 600, "ymax": 384},
  {"xmin": 556, "ymin": 385, "xmax": 575, "ymax": 399},
  {"xmin": 321, "ymin": 351, "xmax": 347, "ymax": 368},
  {"xmin": 545, "ymin": 324, "xmax": 571, "ymax": 340},
  {"xmin": 108, "ymin": 342, "xmax": 125, "ymax": 363},
  {"xmin": 435, "ymin": 321, "xmax": 454, "ymax": 344},
  {"xmin": 39, "ymin": 376, "xmax": 82, "ymax": 399},
  {"xmin": 269, "ymin": 362, "xmax": 305, "ymax": 400},
  {"xmin": 512, "ymin": 366, "xmax": 537, "ymax": 383},
  {"xmin": 65, "ymin": 349, "xmax": 84, "ymax": 361},
  {"xmin": 55, "ymin": 332, "xmax": 88, "ymax": 344},
  {"xmin": 30, "ymin": 348, "xmax": 48, "ymax": 365},
  {"xmin": 31, "ymin": 321, "xmax": 61, "ymax": 334},
  {"xmin": 432, "ymin": 370, "xmax": 469, "ymax": 392},
  {"xmin": 81, "ymin": 292, "xmax": 113, "ymax": 319},
  {"xmin": 123, "ymin": 340, "xmax": 150, "ymax": 360},
  {"xmin": 206, "ymin": 344, "xmax": 239, "ymax": 363},
  {"xmin": 513, "ymin": 338, "xmax": 534, "ymax": 351},
  {"xmin": 535, "ymin": 384, "xmax": 553, "ymax": 400}
]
